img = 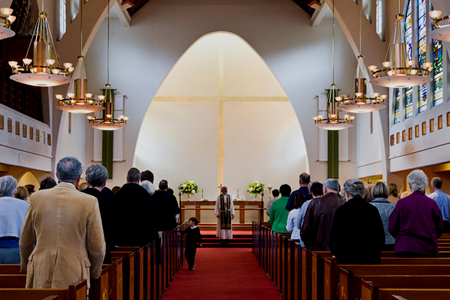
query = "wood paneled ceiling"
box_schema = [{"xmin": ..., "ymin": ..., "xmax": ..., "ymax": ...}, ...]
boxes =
[{"xmin": 122, "ymin": 0, "xmax": 319, "ymax": 17}]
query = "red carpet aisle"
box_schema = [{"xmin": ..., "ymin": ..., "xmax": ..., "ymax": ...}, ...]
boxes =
[{"xmin": 162, "ymin": 248, "xmax": 282, "ymax": 300}]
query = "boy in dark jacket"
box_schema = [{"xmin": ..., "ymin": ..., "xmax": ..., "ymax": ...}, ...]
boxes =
[{"xmin": 181, "ymin": 217, "xmax": 202, "ymax": 270}]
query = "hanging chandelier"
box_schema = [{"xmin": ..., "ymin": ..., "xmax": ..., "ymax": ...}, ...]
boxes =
[
  {"xmin": 337, "ymin": 2, "xmax": 386, "ymax": 113},
  {"xmin": 87, "ymin": 85, "xmax": 128, "ymax": 130},
  {"xmin": 368, "ymin": 0, "xmax": 432, "ymax": 89},
  {"xmin": 314, "ymin": 85, "xmax": 355, "ymax": 130},
  {"xmin": 0, "ymin": 7, "xmax": 16, "ymax": 40},
  {"xmin": 313, "ymin": 0, "xmax": 354, "ymax": 130},
  {"xmin": 86, "ymin": 0, "xmax": 128, "ymax": 130},
  {"xmin": 429, "ymin": 10, "xmax": 450, "ymax": 42},
  {"xmin": 8, "ymin": 4, "xmax": 73, "ymax": 87},
  {"xmin": 55, "ymin": 1, "xmax": 104, "ymax": 114}
]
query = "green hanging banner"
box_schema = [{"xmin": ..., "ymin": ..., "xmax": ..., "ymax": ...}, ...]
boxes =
[
  {"xmin": 326, "ymin": 87, "xmax": 340, "ymax": 179},
  {"xmin": 101, "ymin": 86, "xmax": 115, "ymax": 179}
]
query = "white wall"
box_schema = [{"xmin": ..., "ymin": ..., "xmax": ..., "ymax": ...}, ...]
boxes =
[{"xmin": 53, "ymin": 0, "xmax": 360, "ymax": 190}]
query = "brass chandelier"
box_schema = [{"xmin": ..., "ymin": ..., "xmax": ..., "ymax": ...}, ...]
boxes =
[
  {"xmin": 337, "ymin": 2, "xmax": 386, "ymax": 113},
  {"xmin": 55, "ymin": 0, "xmax": 104, "ymax": 114},
  {"xmin": 313, "ymin": 0, "xmax": 354, "ymax": 130},
  {"xmin": 8, "ymin": 1, "xmax": 73, "ymax": 87},
  {"xmin": 0, "ymin": 7, "xmax": 16, "ymax": 40},
  {"xmin": 87, "ymin": 0, "xmax": 128, "ymax": 130},
  {"xmin": 429, "ymin": 10, "xmax": 450, "ymax": 42},
  {"xmin": 368, "ymin": 0, "xmax": 432, "ymax": 88}
]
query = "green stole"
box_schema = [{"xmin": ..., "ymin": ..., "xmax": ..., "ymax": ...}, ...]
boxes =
[{"xmin": 220, "ymin": 194, "xmax": 232, "ymax": 229}]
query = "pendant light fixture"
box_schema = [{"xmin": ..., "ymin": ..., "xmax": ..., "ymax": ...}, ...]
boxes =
[
  {"xmin": 368, "ymin": 0, "xmax": 433, "ymax": 88},
  {"xmin": 429, "ymin": 10, "xmax": 450, "ymax": 42},
  {"xmin": 0, "ymin": 7, "xmax": 16, "ymax": 40},
  {"xmin": 87, "ymin": 0, "xmax": 128, "ymax": 130},
  {"xmin": 313, "ymin": 0, "xmax": 355, "ymax": 130},
  {"xmin": 55, "ymin": 0, "xmax": 104, "ymax": 114},
  {"xmin": 8, "ymin": 0, "xmax": 74, "ymax": 87},
  {"xmin": 337, "ymin": 0, "xmax": 387, "ymax": 113}
]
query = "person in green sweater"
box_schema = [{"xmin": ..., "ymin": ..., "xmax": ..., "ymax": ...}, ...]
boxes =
[{"xmin": 269, "ymin": 184, "xmax": 292, "ymax": 233}]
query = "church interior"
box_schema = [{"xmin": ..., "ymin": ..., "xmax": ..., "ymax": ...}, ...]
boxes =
[{"xmin": 1, "ymin": 0, "xmax": 450, "ymax": 298}]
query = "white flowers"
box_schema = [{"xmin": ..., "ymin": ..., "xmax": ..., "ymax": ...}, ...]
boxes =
[
  {"xmin": 191, "ymin": 190, "xmax": 195, "ymax": 194},
  {"xmin": 179, "ymin": 181, "xmax": 199, "ymax": 195},
  {"xmin": 183, "ymin": 184, "xmax": 187, "ymax": 188},
  {"xmin": 249, "ymin": 187, "xmax": 254, "ymax": 192},
  {"xmin": 247, "ymin": 181, "xmax": 266, "ymax": 195}
]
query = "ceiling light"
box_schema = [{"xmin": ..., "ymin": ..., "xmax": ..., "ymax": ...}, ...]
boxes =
[
  {"xmin": 0, "ymin": 7, "xmax": 16, "ymax": 40},
  {"xmin": 429, "ymin": 10, "xmax": 450, "ymax": 42},
  {"xmin": 8, "ymin": 9, "xmax": 73, "ymax": 87}
]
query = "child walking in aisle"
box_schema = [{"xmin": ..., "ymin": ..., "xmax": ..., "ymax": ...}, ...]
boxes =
[{"xmin": 181, "ymin": 217, "xmax": 202, "ymax": 270}]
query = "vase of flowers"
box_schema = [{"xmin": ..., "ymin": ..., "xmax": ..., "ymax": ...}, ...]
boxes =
[
  {"xmin": 178, "ymin": 181, "xmax": 199, "ymax": 200},
  {"xmin": 247, "ymin": 181, "xmax": 265, "ymax": 201}
]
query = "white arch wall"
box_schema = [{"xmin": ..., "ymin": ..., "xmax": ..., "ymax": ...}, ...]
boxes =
[{"xmin": 77, "ymin": 0, "xmax": 359, "ymax": 187}]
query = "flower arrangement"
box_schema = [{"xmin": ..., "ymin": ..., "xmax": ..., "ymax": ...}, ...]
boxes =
[
  {"xmin": 247, "ymin": 181, "xmax": 265, "ymax": 195},
  {"xmin": 178, "ymin": 181, "xmax": 199, "ymax": 195}
]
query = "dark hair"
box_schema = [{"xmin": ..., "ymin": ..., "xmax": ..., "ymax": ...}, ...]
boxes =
[
  {"xmin": 25, "ymin": 184, "xmax": 35, "ymax": 194},
  {"xmin": 167, "ymin": 188, "xmax": 174, "ymax": 195},
  {"xmin": 279, "ymin": 184, "xmax": 292, "ymax": 197},
  {"xmin": 141, "ymin": 170, "xmax": 154, "ymax": 183},
  {"xmin": 272, "ymin": 189, "xmax": 280, "ymax": 197},
  {"xmin": 299, "ymin": 173, "xmax": 311, "ymax": 184},
  {"xmin": 111, "ymin": 186, "xmax": 121, "ymax": 194},
  {"xmin": 15, "ymin": 186, "xmax": 29, "ymax": 201},
  {"xmin": 293, "ymin": 193, "xmax": 305, "ymax": 209},
  {"xmin": 388, "ymin": 183, "xmax": 398, "ymax": 197},
  {"xmin": 189, "ymin": 217, "xmax": 199, "ymax": 225},
  {"xmin": 159, "ymin": 179, "xmax": 168, "ymax": 190},
  {"xmin": 310, "ymin": 182, "xmax": 323, "ymax": 197},
  {"xmin": 40, "ymin": 177, "xmax": 57, "ymax": 190},
  {"xmin": 432, "ymin": 177, "xmax": 443, "ymax": 189},
  {"xmin": 127, "ymin": 168, "xmax": 141, "ymax": 183}
]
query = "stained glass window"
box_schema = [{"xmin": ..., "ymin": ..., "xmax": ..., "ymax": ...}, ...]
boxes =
[
  {"xmin": 417, "ymin": 0, "xmax": 427, "ymax": 113},
  {"xmin": 376, "ymin": 0, "xmax": 385, "ymax": 40},
  {"xmin": 431, "ymin": 5, "xmax": 443, "ymax": 106},
  {"xmin": 404, "ymin": 0, "xmax": 413, "ymax": 119},
  {"xmin": 57, "ymin": 0, "xmax": 66, "ymax": 40},
  {"xmin": 394, "ymin": 89, "xmax": 401, "ymax": 124}
]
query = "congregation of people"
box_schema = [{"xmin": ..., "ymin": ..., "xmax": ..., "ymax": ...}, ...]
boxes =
[
  {"xmin": 267, "ymin": 170, "xmax": 448, "ymax": 264},
  {"xmin": 0, "ymin": 156, "xmax": 180, "ymax": 291}
]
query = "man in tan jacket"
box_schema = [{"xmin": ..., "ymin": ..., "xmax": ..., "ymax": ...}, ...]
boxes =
[{"xmin": 19, "ymin": 156, "xmax": 105, "ymax": 289}]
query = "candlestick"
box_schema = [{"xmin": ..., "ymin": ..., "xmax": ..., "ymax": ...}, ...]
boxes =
[
  {"xmin": 237, "ymin": 183, "xmax": 240, "ymax": 200},
  {"xmin": 268, "ymin": 186, "xmax": 273, "ymax": 200}
]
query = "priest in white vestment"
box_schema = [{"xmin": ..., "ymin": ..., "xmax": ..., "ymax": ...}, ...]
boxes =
[{"xmin": 215, "ymin": 186, "xmax": 235, "ymax": 244}]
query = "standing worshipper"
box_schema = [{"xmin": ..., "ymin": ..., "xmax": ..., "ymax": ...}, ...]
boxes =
[
  {"xmin": 330, "ymin": 179, "xmax": 385, "ymax": 264},
  {"xmin": 285, "ymin": 172, "xmax": 312, "ymax": 211},
  {"xmin": 215, "ymin": 186, "xmax": 235, "ymax": 245},
  {"xmin": 428, "ymin": 177, "xmax": 450, "ymax": 232},
  {"xmin": 82, "ymin": 164, "xmax": 116, "ymax": 264},
  {"xmin": 286, "ymin": 193, "xmax": 305, "ymax": 241},
  {"xmin": 0, "ymin": 176, "xmax": 29, "ymax": 264},
  {"xmin": 19, "ymin": 157, "xmax": 105, "ymax": 289},
  {"xmin": 301, "ymin": 179, "xmax": 344, "ymax": 251},
  {"xmin": 369, "ymin": 182, "xmax": 395, "ymax": 251},
  {"xmin": 269, "ymin": 184, "xmax": 291, "ymax": 233},
  {"xmin": 115, "ymin": 167, "xmax": 159, "ymax": 246},
  {"xmin": 389, "ymin": 170, "xmax": 443, "ymax": 257},
  {"xmin": 153, "ymin": 179, "xmax": 181, "ymax": 231},
  {"xmin": 296, "ymin": 181, "xmax": 323, "ymax": 247}
]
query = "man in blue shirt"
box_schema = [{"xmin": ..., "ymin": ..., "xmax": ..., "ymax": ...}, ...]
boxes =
[
  {"xmin": 285, "ymin": 172, "xmax": 312, "ymax": 211},
  {"xmin": 428, "ymin": 177, "xmax": 450, "ymax": 232}
]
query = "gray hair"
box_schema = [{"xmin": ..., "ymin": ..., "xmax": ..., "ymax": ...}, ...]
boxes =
[
  {"xmin": 127, "ymin": 168, "xmax": 140, "ymax": 183},
  {"xmin": 221, "ymin": 186, "xmax": 228, "ymax": 193},
  {"xmin": 323, "ymin": 179, "xmax": 340, "ymax": 192},
  {"xmin": 85, "ymin": 164, "xmax": 108, "ymax": 188},
  {"xmin": 371, "ymin": 182, "xmax": 389, "ymax": 198},
  {"xmin": 141, "ymin": 180, "xmax": 156, "ymax": 196},
  {"xmin": 343, "ymin": 179, "xmax": 365, "ymax": 198},
  {"xmin": 0, "ymin": 175, "xmax": 17, "ymax": 197},
  {"xmin": 56, "ymin": 157, "xmax": 83, "ymax": 182},
  {"xmin": 407, "ymin": 169, "xmax": 428, "ymax": 192}
]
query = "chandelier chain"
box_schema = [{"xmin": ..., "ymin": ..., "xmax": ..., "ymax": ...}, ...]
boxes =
[
  {"xmin": 332, "ymin": 0, "xmax": 335, "ymax": 85},
  {"xmin": 107, "ymin": 0, "xmax": 110, "ymax": 84}
]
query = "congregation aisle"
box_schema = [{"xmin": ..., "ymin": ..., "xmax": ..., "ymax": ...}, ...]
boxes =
[{"xmin": 162, "ymin": 248, "xmax": 283, "ymax": 300}]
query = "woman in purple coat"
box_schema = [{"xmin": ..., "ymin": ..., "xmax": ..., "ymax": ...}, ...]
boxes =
[{"xmin": 388, "ymin": 170, "xmax": 443, "ymax": 257}]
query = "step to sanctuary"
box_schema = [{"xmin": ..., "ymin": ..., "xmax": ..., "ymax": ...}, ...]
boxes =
[{"xmin": 198, "ymin": 226, "xmax": 253, "ymax": 248}]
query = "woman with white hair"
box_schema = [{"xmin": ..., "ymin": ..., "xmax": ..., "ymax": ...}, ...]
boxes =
[
  {"xmin": 0, "ymin": 175, "xmax": 29, "ymax": 263},
  {"xmin": 329, "ymin": 179, "xmax": 385, "ymax": 264},
  {"xmin": 388, "ymin": 170, "xmax": 443, "ymax": 257}
]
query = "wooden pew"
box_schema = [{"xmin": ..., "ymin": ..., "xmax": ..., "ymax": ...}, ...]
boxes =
[
  {"xmin": 111, "ymin": 250, "xmax": 136, "ymax": 300},
  {"xmin": 337, "ymin": 264, "xmax": 450, "ymax": 300},
  {"xmin": 361, "ymin": 278, "xmax": 450, "ymax": 300},
  {"xmin": 0, "ymin": 263, "xmax": 116, "ymax": 300},
  {"xmin": 0, "ymin": 279, "xmax": 87, "ymax": 300},
  {"xmin": 116, "ymin": 246, "xmax": 145, "ymax": 300}
]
